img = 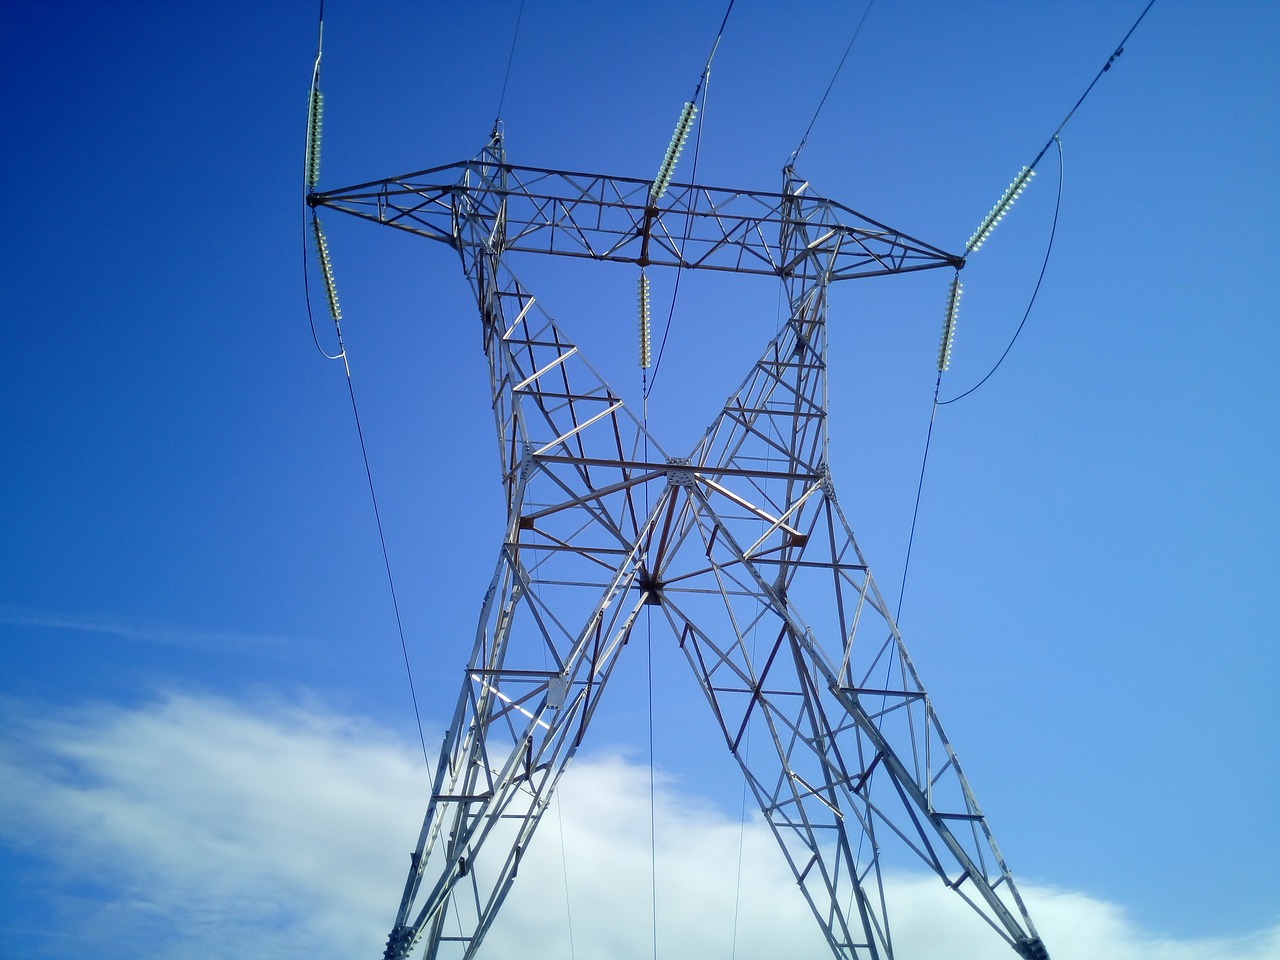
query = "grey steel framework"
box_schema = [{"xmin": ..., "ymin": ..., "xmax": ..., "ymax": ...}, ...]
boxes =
[{"xmin": 311, "ymin": 133, "xmax": 1049, "ymax": 960}]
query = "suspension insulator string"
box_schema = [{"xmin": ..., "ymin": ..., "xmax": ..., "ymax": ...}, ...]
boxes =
[
  {"xmin": 937, "ymin": 274, "xmax": 961, "ymax": 373},
  {"xmin": 301, "ymin": 212, "xmax": 342, "ymax": 361},
  {"xmin": 650, "ymin": 102, "xmax": 697, "ymax": 203},
  {"xmin": 647, "ymin": 0, "xmax": 733, "ymax": 204},
  {"xmin": 965, "ymin": 166, "xmax": 1034, "ymax": 254},
  {"xmin": 900, "ymin": 5, "xmax": 1156, "ymax": 630},
  {"xmin": 942, "ymin": 138, "xmax": 1064, "ymax": 405},
  {"xmin": 643, "ymin": 63, "xmax": 716, "ymax": 401},
  {"xmin": 638, "ymin": 271, "xmax": 652, "ymax": 369},
  {"xmin": 311, "ymin": 213, "xmax": 342, "ymax": 325},
  {"xmin": 901, "ymin": 141, "xmax": 1062, "ymax": 618},
  {"xmin": 301, "ymin": 2, "xmax": 341, "ymax": 361},
  {"xmin": 942, "ymin": 0, "xmax": 1162, "ymax": 407},
  {"xmin": 305, "ymin": 89, "xmax": 322, "ymax": 184},
  {"xmin": 305, "ymin": 85, "xmax": 324, "ymax": 190},
  {"xmin": 639, "ymin": 0, "xmax": 736, "ymax": 401}
]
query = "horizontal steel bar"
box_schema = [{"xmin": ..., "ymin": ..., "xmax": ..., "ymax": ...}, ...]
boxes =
[
  {"xmin": 531, "ymin": 454, "xmax": 820, "ymax": 483},
  {"xmin": 311, "ymin": 160, "xmax": 964, "ymax": 283}
]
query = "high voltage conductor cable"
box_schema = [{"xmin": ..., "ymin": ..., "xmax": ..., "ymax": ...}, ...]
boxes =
[
  {"xmin": 962, "ymin": 0, "xmax": 1156, "ymax": 254},
  {"xmin": 901, "ymin": 0, "xmax": 1134, "ymax": 607},
  {"xmin": 694, "ymin": 0, "xmax": 735, "ymax": 102},
  {"xmin": 638, "ymin": 270, "xmax": 652, "ymax": 368},
  {"xmin": 896, "ymin": 385, "xmax": 939, "ymax": 623},
  {"xmin": 1030, "ymin": 0, "xmax": 1157, "ymax": 171},
  {"xmin": 300, "ymin": 0, "xmax": 431, "ymax": 771},
  {"xmin": 304, "ymin": 215, "xmax": 432, "ymax": 771},
  {"xmin": 302, "ymin": 214, "xmax": 342, "ymax": 360},
  {"xmin": 493, "ymin": 0, "xmax": 526, "ymax": 126},
  {"xmin": 337, "ymin": 341, "xmax": 432, "ymax": 773},
  {"xmin": 647, "ymin": 0, "xmax": 732, "ymax": 201},
  {"xmin": 898, "ymin": 140, "xmax": 1062, "ymax": 616},
  {"xmin": 896, "ymin": 275, "xmax": 955, "ymax": 622},
  {"xmin": 940, "ymin": 0, "xmax": 1155, "ymax": 400},
  {"xmin": 788, "ymin": 0, "xmax": 876, "ymax": 166}
]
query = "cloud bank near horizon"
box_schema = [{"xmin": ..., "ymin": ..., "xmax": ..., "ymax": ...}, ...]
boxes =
[
  {"xmin": 0, "ymin": 692, "xmax": 1275, "ymax": 960},
  {"xmin": 0, "ymin": 603, "xmax": 288, "ymax": 651}
]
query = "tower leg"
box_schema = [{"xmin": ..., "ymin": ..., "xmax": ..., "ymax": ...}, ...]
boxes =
[
  {"xmin": 634, "ymin": 264, "xmax": 1044, "ymax": 957},
  {"xmin": 384, "ymin": 252, "xmax": 674, "ymax": 958}
]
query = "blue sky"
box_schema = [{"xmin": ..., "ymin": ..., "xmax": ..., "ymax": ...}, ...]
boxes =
[{"xmin": 2, "ymin": 2, "xmax": 1277, "ymax": 958}]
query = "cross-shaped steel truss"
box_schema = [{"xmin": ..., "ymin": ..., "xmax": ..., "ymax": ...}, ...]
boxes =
[{"xmin": 311, "ymin": 134, "xmax": 1049, "ymax": 960}]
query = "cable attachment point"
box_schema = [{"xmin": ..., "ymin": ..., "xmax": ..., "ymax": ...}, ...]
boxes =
[
  {"xmin": 311, "ymin": 213, "xmax": 342, "ymax": 324},
  {"xmin": 966, "ymin": 166, "xmax": 1035, "ymax": 253},
  {"xmin": 938, "ymin": 274, "xmax": 961, "ymax": 372},
  {"xmin": 649, "ymin": 101, "xmax": 697, "ymax": 203},
  {"xmin": 638, "ymin": 270, "xmax": 652, "ymax": 369}
]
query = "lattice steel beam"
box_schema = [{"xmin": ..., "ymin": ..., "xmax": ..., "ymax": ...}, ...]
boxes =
[
  {"xmin": 314, "ymin": 134, "xmax": 1047, "ymax": 960},
  {"xmin": 310, "ymin": 152, "xmax": 964, "ymax": 282}
]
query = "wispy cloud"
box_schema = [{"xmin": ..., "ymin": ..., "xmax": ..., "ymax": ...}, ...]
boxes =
[
  {"xmin": 0, "ymin": 692, "xmax": 1275, "ymax": 960},
  {"xmin": 0, "ymin": 603, "xmax": 287, "ymax": 650}
]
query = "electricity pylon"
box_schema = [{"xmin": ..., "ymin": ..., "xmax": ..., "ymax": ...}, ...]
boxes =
[{"xmin": 311, "ymin": 132, "xmax": 1050, "ymax": 960}]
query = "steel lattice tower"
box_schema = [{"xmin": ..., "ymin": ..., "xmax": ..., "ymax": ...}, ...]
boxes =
[{"xmin": 311, "ymin": 132, "xmax": 1050, "ymax": 960}]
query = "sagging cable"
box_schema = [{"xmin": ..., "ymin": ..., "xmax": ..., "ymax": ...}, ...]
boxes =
[
  {"xmin": 937, "ymin": 274, "xmax": 961, "ymax": 372},
  {"xmin": 941, "ymin": 136, "xmax": 1065, "ymax": 405},
  {"xmin": 638, "ymin": 270, "xmax": 652, "ymax": 369},
  {"xmin": 649, "ymin": 101, "xmax": 697, "ymax": 203},
  {"xmin": 965, "ymin": 166, "xmax": 1034, "ymax": 254},
  {"xmin": 311, "ymin": 212, "xmax": 342, "ymax": 325}
]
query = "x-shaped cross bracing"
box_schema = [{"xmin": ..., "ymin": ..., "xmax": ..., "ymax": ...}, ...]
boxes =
[{"xmin": 313, "ymin": 136, "xmax": 1048, "ymax": 960}]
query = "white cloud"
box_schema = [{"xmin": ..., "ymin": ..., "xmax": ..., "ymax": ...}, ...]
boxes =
[
  {"xmin": 0, "ymin": 692, "xmax": 1275, "ymax": 960},
  {"xmin": 0, "ymin": 693, "xmax": 420, "ymax": 958},
  {"xmin": 0, "ymin": 603, "xmax": 287, "ymax": 650}
]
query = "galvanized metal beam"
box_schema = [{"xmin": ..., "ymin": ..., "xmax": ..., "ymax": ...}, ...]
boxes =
[{"xmin": 336, "ymin": 136, "xmax": 1046, "ymax": 960}]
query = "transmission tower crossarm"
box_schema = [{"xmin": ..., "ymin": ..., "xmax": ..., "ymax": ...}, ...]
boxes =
[{"xmin": 310, "ymin": 160, "xmax": 964, "ymax": 281}]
